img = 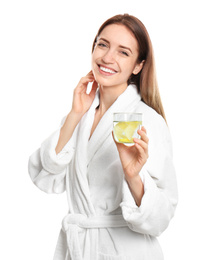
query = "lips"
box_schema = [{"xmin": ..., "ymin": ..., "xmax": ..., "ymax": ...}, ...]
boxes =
[{"xmin": 98, "ymin": 65, "xmax": 117, "ymax": 75}]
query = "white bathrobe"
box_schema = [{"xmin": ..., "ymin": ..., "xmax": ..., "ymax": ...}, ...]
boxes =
[{"xmin": 28, "ymin": 84, "xmax": 178, "ymax": 260}]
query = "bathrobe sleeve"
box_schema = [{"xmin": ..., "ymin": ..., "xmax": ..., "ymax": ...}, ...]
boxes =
[
  {"xmin": 120, "ymin": 116, "xmax": 178, "ymax": 237},
  {"xmin": 28, "ymin": 117, "xmax": 77, "ymax": 194}
]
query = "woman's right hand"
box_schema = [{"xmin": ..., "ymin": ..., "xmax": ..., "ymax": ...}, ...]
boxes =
[
  {"xmin": 72, "ymin": 71, "xmax": 98, "ymax": 116},
  {"xmin": 55, "ymin": 71, "xmax": 98, "ymax": 154}
]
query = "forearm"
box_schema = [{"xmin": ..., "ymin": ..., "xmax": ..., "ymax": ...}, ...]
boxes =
[
  {"xmin": 55, "ymin": 110, "xmax": 82, "ymax": 154},
  {"xmin": 125, "ymin": 174, "xmax": 144, "ymax": 207}
]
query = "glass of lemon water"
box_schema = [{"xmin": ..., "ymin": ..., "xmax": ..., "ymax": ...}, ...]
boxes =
[{"xmin": 113, "ymin": 113, "xmax": 142, "ymax": 145}]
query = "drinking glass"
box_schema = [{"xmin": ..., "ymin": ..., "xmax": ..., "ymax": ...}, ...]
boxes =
[{"xmin": 113, "ymin": 113, "xmax": 142, "ymax": 145}]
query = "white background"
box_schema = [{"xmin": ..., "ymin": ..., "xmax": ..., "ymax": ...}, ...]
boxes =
[{"xmin": 1, "ymin": 0, "xmax": 218, "ymax": 259}]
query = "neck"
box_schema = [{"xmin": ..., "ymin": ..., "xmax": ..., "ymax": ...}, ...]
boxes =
[{"xmin": 97, "ymin": 84, "xmax": 128, "ymax": 115}]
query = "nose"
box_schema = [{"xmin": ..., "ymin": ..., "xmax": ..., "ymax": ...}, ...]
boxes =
[{"xmin": 102, "ymin": 49, "xmax": 115, "ymax": 64}]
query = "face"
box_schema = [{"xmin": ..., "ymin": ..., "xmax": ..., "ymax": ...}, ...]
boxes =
[{"xmin": 91, "ymin": 24, "xmax": 143, "ymax": 91}]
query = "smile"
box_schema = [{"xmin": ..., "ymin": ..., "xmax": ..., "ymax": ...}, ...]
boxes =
[{"xmin": 98, "ymin": 65, "xmax": 117, "ymax": 75}]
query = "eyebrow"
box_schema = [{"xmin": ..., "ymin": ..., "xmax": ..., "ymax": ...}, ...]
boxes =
[{"xmin": 98, "ymin": 37, "xmax": 133, "ymax": 54}]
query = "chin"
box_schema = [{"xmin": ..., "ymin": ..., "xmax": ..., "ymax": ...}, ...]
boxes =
[
  {"xmin": 93, "ymin": 72, "xmax": 111, "ymax": 87},
  {"xmin": 95, "ymin": 80, "xmax": 111, "ymax": 88}
]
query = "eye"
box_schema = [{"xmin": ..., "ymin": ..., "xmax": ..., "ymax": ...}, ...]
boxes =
[
  {"xmin": 120, "ymin": 51, "xmax": 129, "ymax": 57},
  {"xmin": 97, "ymin": 42, "xmax": 108, "ymax": 48}
]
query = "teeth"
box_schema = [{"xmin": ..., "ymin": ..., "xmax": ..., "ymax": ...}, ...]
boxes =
[{"xmin": 100, "ymin": 66, "xmax": 116, "ymax": 74}]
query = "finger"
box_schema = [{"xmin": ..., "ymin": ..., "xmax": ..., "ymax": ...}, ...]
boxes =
[
  {"xmin": 85, "ymin": 71, "xmax": 95, "ymax": 81},
  {"xmin": 134, "ymin": 140, "xmax": 149, "ymax": 164},
  {"xmin": 87, "ymin": 70, "xmax": 94, "ymax": 77},
  {"xmin": 80, "ymin": 75, "xmax": 94, "ymax": 85},
  {"xmin": 137, "ymin": 127, "xmax": 149, "ymax": 143},
  {"xmin": 141, "ymin": 126, "xmax": 147, "ymax": 134},
  {"xmin": 134, "ymin": 138, "xmax": 148, "ymax": 153},
  {"xmin": 79, "ymin": 71, "xmax": 96, "ymax": 89},
  {"xmin": 88, "ymin": 82, "xmax": 98, "ymax": 99},
  {"xmin": 80, "ymin": 71, "xmax": 95, "ymax": 83},
  {"xmin": 134, "ymin": 141, "xmax": 147, "ymax": 158},
  {"xmin": 91, "ymin": 80, "xmax": 98, "ymax": 92},
  {"xmin": 75, "ymin": 75, "xmax": 95, "ymax": 94}
]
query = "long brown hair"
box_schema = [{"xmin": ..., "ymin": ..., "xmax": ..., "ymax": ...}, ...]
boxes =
[{"xmin": 92, "ymin": 14, "xmax": 166, "ymax": 122}]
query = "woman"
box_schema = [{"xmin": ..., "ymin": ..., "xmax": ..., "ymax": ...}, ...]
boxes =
[{"xmin": 29, "ymin": 14, "xmax": 178, "ymax": 260}]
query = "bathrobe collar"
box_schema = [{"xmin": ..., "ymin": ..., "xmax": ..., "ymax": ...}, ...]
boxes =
[{"xmin": 87, "ymin": 84, "xmax": 141, "ymax": 163}]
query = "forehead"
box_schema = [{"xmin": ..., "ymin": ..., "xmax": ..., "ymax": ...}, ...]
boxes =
[{"xmin": 98, "ymin": 24, "xmax": 138, "ymax": 51}]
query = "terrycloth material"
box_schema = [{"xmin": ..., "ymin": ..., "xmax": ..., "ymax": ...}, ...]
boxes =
[
  {"xmin": 28, "ymin": 84, "xmax": 178, "ymax": 260},
  {"xmin": 62, "ymin": 214, "xmax": 128, "ymax": 259}
]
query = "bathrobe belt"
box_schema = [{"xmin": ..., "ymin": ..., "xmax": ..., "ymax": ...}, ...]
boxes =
[{"xmin": 62, "ymin": 214, "xmax": 128, "ymax": 259}]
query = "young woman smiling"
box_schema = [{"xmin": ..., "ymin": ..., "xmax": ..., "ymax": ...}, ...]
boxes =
[{"xmin": 29, "ymin": 14, "xmax": 178, "ymax": 260}]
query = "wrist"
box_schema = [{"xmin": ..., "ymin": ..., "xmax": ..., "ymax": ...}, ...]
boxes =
[
  {"xmin": 125, "ymin": 173, "xmax": 141, "ymax": 185},
  {"xmin": 68, "ymin": 109, "xmax": 84, "ymax": 122},
  {"xmin": 125, "ymin": 174, "xmax": 144, "ymax": 207}
]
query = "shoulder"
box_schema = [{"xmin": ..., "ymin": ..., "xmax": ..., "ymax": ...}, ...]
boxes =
[
  {"xmin": 135, "ymin": 101, "xmax": 171, "ymax": 144},
  {"xmin": 135, "ymin": 101, "xmax": 166, "ymax": 128}
]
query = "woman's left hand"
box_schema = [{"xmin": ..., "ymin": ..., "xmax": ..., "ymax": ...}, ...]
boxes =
[{"xmin": 113, "ymin": 126, "xmax": 149, "ymax": 181}]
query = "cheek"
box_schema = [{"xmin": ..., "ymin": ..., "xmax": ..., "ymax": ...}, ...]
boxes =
[
  {"xmin": 92, "ymin": 47, "xmax": 103, "ymax": 58},
  {"xmin": 91, "ymin": 49, "xmax": 102, "ymax": 69},
  {"xmin": 121, "ymin": 61, "xmax": 137, "ymax": 77},
  {"xmin": 91, "ymin": 53, "xmax": 98, "ymax": 70},
  {"xmin": 91, "ymin": 55, "xmax": 94, "ymax": 68}
]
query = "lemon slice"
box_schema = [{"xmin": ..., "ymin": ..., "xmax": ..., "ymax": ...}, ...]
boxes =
[{"xmin": 114, "ymin": 121, "xmax": 141, "ymax": 143}]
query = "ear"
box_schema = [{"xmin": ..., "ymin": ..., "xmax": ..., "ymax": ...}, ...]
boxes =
[{"xmin": 133, "ymin": 60, "xmax": 145, "ymax": 75}]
